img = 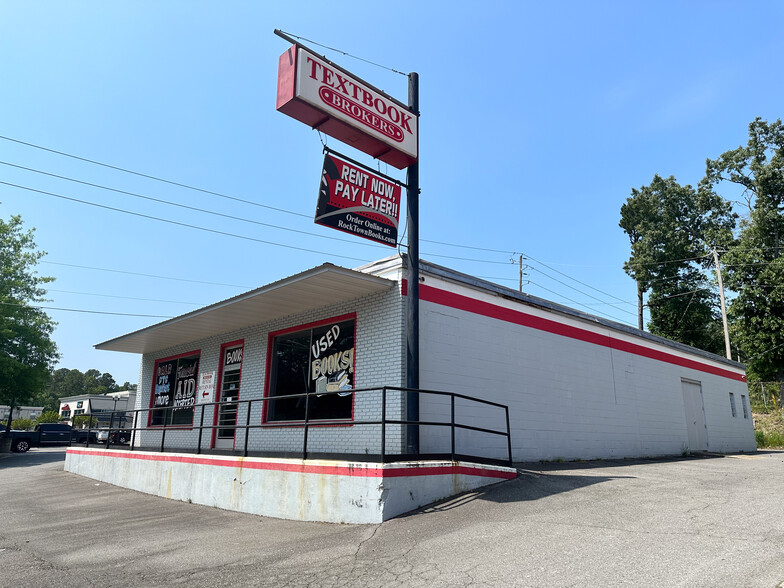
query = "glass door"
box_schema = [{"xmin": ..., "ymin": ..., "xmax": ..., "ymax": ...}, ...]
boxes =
[{"xmin": 214, "ymin": 343, "xmax": 243, "ymax": 450}]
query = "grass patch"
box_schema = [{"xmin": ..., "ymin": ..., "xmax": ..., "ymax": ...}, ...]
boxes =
[{"xmin": 754, "ymin": 412, "xmax": 784, "ymax": 448}]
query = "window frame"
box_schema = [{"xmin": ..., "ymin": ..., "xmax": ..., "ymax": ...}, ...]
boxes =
[
  {"xmin": 147, "ymin": 349, "xmax": 201, "ymax": 429},
  {"xmin": 262, "ymin": 313, "xmax": 356, "ymax": 425}
]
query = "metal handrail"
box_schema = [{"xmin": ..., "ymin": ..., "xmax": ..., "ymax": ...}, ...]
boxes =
[{"xmin": 77, "ymin": 386, "xmax": 513, "ymax": 466}]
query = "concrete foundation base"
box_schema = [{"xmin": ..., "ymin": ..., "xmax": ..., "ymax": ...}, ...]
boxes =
[{"xmin": 64, "ymin": 448, "xmax": 516, "ymax": 523}]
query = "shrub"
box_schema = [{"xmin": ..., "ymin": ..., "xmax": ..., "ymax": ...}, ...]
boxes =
[
  {"xmin": 11, "ymin": 418, "xmax": 34, "ymax": 431},
  {"xmin": 765, "ymin": 431, "xmax": 784, "ymax": 448},
  {"xmin": 35, "ymin": 411, "xmax": 62, "ymax": 424},
  {"xmin": 755, "ymin": 429, "xmax": 784, "ymax": 448}
]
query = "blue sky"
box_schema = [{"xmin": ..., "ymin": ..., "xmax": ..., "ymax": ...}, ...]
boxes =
[{"xmin": 1, "ymin": 1, "xmax": 782, "ymax": 385}]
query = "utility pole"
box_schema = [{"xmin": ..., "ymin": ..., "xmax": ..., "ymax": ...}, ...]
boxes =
[
  {"xmin": 712, "ymin": 249, "xmax": 732, "ymax": 360},
  {"xmin": 636, "ymin": 281, "xmax": 644, "ymax": 331},
  {"xmin": 405, "ymin": 72, "xmax": 420, "ymax": 455},
  {"xmin": 518, "ymin": 254, "xmax": 523, "ymax": 292}
]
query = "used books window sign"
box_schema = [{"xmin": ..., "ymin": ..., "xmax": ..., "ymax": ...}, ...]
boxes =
[{"xmin": 266, "ymin": 317, "xmax": 355, "ymax": 422}]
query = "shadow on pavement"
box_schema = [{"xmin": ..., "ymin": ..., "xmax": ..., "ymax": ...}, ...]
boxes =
[
  {"xmin": 0, "ymin": 449, "xmax": 67, "ymax": 468},
  {"xmin": 519, "ymin": 450, "xmax": 774, "ymax": 472},
  {"xmin": 413, "ymin": 451, "xmax": 775, "ymax": 515},
  {"xmin": 409, "ymin": 451, "xmax": 777, "ymax": 516},
  {"xmin": 407, "ymin": 469, "xmax": 633, "ymax": 517}
]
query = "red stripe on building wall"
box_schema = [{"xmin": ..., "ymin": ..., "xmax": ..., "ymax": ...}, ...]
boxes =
[
  {"xmin": 418, "ymin": 283, "xmax": 746, "ymax": 383},
  {"xmin": 66, "ymin": 448, "xmax": 516, "ymax": 479}
]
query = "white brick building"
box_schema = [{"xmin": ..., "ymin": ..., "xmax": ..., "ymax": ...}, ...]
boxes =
[{"xmin": 96, "ymin": 254, "xmax": 756, "ymax": 462}]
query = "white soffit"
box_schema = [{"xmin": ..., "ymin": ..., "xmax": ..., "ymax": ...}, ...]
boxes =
[{"xmin": 95, "ymin": 264, "xmax": 395, "ymax": 354}]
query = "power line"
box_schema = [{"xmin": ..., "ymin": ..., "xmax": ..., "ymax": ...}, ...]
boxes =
[
  {"xmin": 717, "ymin": 245, "xmax": 784, "ymax": 253},
  {"xmin": 642, "ymin": 272, "xmax": 714, "ymax": 287},
  {"xmin": 6, "ymin": 135, "xmax": 773, "ymax": 272},
  {"xmin": 722, "ymin": 260, "xmax": 784, "ymax": 268},
  {"xmin": 528, "ymin": 267, "xmax": 638, "ymax": 318},
  {"xmin": 277, "ymin": 30, "xmax": 407, "ymax": 76},
  {"xmin": 746, "ymin": 341, "xmax": 784, "ymax": 361},
  {"xmin": 573, "ymin": 299, "xmax": 637, "ymax": 307},
  {"xmin": 4, "ymin": 160, "xmax": 523, "ymax": 267},
  {"xmin": 0, "ymin": 301, "xmax": 171, "ymax": 318},
  {"xmin": 420, "ymin": 238, "xmax": 515, "ymax": 255},
  {"xmin": 48, "ymin": 289, "xmax": 204, "ymax": 306},
  {"xmin": 2, "ymin": 134, "xmax": 726, "ymax": 283},
  {"xmin": 2, "ymin": 160, "xmax": 516, "ymax": 264},
  {"xmin": 624, "ymin": 254, "xmax": 712, "ymax": 267},
  {"xmin": 526, "ymin": 252, "xmax": 631, "ymax": 305},
  {"xmin": 527, "ymin": 280, "xmax": 634, "ymax": 325},
  {"xmin": 645, "ymin": 289, "xmax": 708, "ymax": 305},
  {"xmin": 42, "ymin": 261, "xmax": 251, "ymax": 288},
  {"xmin": 0, "ymin": 160, "xmax": 387, "ymax": 250},
  {"xmin": 5, "ymin": 135, "xmax": 728, "ymax": 310},
  {"xmin": 578, "ymin": 288, "xmax": 715, "ymax": 308},
  {"xmin": 420, "ymin": 251, "xmax": 510, "ymax": 265},
  {"xmin": 0, "ymin": 135, "xmax": 311, "ymax": 219},
  {"xmin": 0, "ymin": 180, "xmax": 372, "ymax": 263},
  {"xmin": 476, "ymin": 275, "xmax": 517, "ymax": 282},
  {"xmin": 0, "ymin": 172, "xmax": 509, "ymax": 266}
]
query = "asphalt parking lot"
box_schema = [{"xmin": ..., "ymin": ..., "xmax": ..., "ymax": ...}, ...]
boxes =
[{"xmin": 2, "ymin": 447, "xmax": 784, "ymax": 587}]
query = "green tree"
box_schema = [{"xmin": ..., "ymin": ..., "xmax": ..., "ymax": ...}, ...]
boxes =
[
  {"xmin": 702, "ymin": 118, "xmax": 784, "ymax": 381},
  {"xmin": 34, "ymin": 367, "xmax": 122, "ymax": 412},
  {"xmin": 84, "ymin": 369, "xmax": 118, "ymax": 396},
  {"xmin": 72, "ymin": 414, "xmax": 96, "ymax": 429},
  {"xmin": 35, "ymin": 410, "xmax": 62, "ymax": 424},
  {"xmin": 33, "ymin": 368, "xmax": 80, "ymax": 412},
  {"xmin": 619, "ymin": 175, "xmax": 735, "ymax": 354},
  {"xmin": 0, "ymin": 215, "xmax": 59, "ymax": 439}
]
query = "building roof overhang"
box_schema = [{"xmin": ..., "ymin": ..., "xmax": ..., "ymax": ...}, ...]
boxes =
[{"xmin": 95, "ymin": 263, "xmax": 396, "ymax": 355}]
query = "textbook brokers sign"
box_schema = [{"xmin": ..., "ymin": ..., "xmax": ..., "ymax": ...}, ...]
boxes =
[
  {"xmin": 315, "ymin": 153, "xmax": 401, "ymax": 247},
  {"xmin": 277, "ymin": 45, "xmax": 418, "ymax": 169}
]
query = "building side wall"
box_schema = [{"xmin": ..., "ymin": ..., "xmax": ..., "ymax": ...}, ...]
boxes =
[
  {"xmin": 64, "ymin": 448, "xmax": 515, "ymax": 523},
  {"xmin": 135, "ymin": 287, "xmax": 406, "ymax": 456},
  {"xmin": 418, "ymin": 283, "xmax": 756, "ymax": 462}
]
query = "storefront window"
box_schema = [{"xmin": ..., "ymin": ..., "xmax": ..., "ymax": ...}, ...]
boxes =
[
  {"xmin": 266, "ymin": 317, "xmax": 355, "ymax": 422},
  {"xmin": 149, "ymin": 352, "xmax": 200, "ymax": 427}
]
